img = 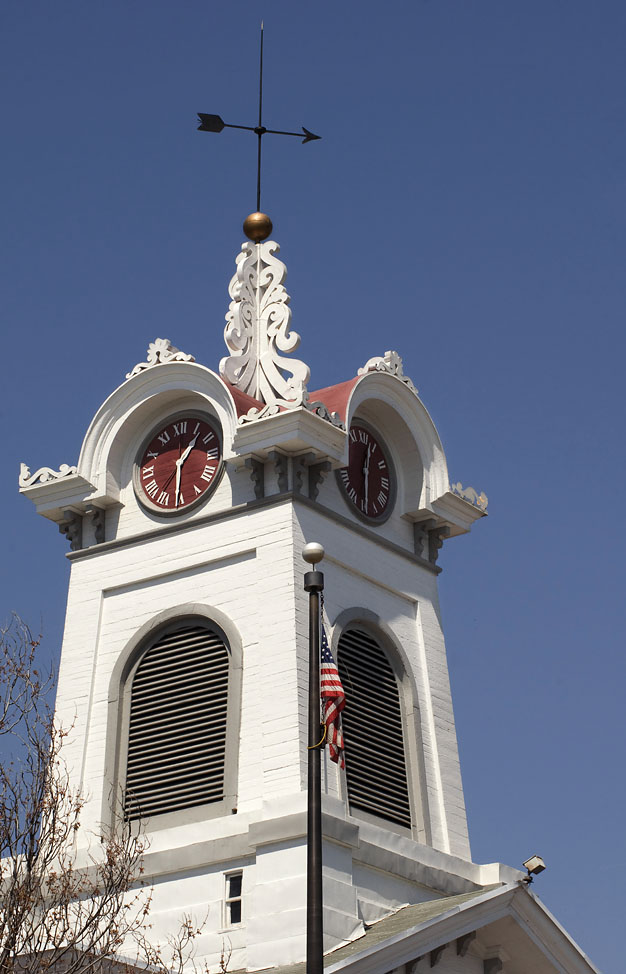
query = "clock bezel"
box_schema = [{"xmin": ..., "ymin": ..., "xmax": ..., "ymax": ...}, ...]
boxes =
[
  {"xmin": 335, "ymin": 418, "xmax": 396, "ymax": 525},
  {"xmin": 133, "ymin": 409, "xmax": 224, "ymax": 517}
]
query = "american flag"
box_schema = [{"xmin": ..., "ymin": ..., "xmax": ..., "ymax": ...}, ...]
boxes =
[{"xmin": 320, "ymin": 625, "xmax": 345, "ymax": 767}]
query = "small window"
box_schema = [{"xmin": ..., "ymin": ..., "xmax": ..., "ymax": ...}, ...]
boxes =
[{"xmin": 224, "ymin": 871, "xmax": 243, "ymax": 926}]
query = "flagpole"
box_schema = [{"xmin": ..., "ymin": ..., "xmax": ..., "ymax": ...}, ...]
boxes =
[{"xmin": 303, "ymin": 542, "xmax": 325, "ymax": 974}]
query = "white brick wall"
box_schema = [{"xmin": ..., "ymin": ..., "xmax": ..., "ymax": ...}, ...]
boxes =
[{"xmin": 44, "ymin": 362, "xmax": 486, "ymax": 970}]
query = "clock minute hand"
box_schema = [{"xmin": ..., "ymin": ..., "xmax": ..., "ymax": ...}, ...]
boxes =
[
  {"xmin": 363, "ymin": 445, "xmax": 371, "ymax": 510},
  {"xmin": 174, "ymin": 433, "xmax": 200, "ymax": 506}
]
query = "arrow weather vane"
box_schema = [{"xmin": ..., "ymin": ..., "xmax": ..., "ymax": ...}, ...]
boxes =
[{"xmin": 198, "ymin": 22, "xmax": 320, "ymax": 222}]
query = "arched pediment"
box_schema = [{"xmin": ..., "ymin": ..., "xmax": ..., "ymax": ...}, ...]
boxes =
[
  {"xmin": 311, "ymin": 370, "xmax": 449, "ymax": 514},
  {"xmin": 77, "ymin": 363, "xmax": 242, "ymax": 504}
]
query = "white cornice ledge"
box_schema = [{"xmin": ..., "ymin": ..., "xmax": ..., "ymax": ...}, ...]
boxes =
[
  {"xmin": 19, "ymin": 464, "xmax": 97, "ymax": 521},
  {"xmin": 230, "ymin": 406, "xmax": 347, "ymax": 465},
  {"xmin": 430, "ymin": 489, "xmax": 488, "ymax": 535}
]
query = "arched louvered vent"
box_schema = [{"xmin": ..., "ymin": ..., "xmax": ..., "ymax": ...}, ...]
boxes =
[
  {"xmin": 337, "ymin": 627, "xmax": 411, "ymax": 829},
  {"xmin": 124, "ymin": 623, "xmax": 229, "ymax": 821}
]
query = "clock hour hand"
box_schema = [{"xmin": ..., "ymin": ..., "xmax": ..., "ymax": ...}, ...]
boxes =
[{"xmin": 178, "ymin": 432, "xmax": 199, "ymax": 468}]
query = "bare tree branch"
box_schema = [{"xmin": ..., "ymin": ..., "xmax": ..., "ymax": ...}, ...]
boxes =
[{"xmin": 0, "ymin": 618, "xmax": 212, "ymax": 974}]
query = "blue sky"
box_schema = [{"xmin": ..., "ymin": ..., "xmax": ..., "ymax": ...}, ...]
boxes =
[{"xmin": 2, "ymin": 2, "xmax": 624, "ymax": 970}]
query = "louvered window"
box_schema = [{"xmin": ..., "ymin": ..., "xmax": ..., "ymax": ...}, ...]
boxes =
[
  {"xmin": 124, "ymin": 622, "xmax": 230, "ymax": 821},
  {"xmin": 337, "ymin": 627, "xmax": 411, "ymax": 829}
]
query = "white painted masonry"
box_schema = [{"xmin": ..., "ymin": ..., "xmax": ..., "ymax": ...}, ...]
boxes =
[{"xmin": 20, "ymin": 351, "xmax": 512, "ymax": 971}]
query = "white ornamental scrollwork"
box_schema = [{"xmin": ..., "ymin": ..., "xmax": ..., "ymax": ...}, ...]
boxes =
[
  {"xmin": 126, "ymin": 338, "xmax": 195, "ymax": 379},
  {"xmin": 303, "ymin": 397, "xmax": 345, "ymax": 429},
  {"xmin": 450, "ymin": 482, "xmax": 488, "ymax": 512},
  {"xmin": 19, "ymin": 462, "xmax": 77, "ymax": 489},
  {"xmin": 220, "ymin": 240, "xmax": 310, "ymax": 410},
  {"xmin": 358, "ymin": 349, "xmax": 418, "ymax": 395},
  {"xmin": 236, "ymin": 395, "xmax": 345, "ymax": 428}
]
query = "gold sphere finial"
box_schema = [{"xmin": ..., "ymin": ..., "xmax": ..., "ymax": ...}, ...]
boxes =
[{"xmin": 243, "ymin": 211, "xmax": 273, "ymax": 243}]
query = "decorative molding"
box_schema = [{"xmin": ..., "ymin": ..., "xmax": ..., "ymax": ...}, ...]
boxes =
[
  {"xmin": 457, "ymin": 932, "xmax": 477, "ymax": 957},
  {"xmin": 292, "ymin": 453, "xmax": 316, "ymax": 495},
  {"xmin": 358, "ymin": 349, "xmax": 418, "ymax": 395},
  {"xmin": 19, "ymin": 462, "xmax": 77, "ymax": 488},
  {"xmin": 220, "ymin": 240, "xmax": 310, "ymax": 410},
  {"xmin": 126, "ymin": 338, "xmax": 195, "ymax": 379},
  {"xmin": 430, "ymin": 944, "xmax": 447, "ymax": 967},
  {"xmin": 59, "ymin": 511, "xmax": 82, "ymax": 551},
  {"xmin": 303, "ymin": 396, "xmax": 345, "ymax": 429},
  {"xmin": 268, "ymin": 451, "xmax": 289, "ymax": 494},
  {"xmin": 85, "ymin": 505, "xmax": 105, "ymax": 544},
  {"xmin": 244, "ymin": 458, "xmax": 264, "ymax": 500},
  {"xmin": 238, "ymin": 402, "xmax": 282, "ymax": 424},
  {"xmin": 429, "ymin": 525, "xmax": 450, "ymax": 565},
  {"xmin": 308, "ymin": 460, "xmax": 331, "ymax": 501},
  {"xmin": 450, "ymin": 482, "xmax": 488, "ymax": 512},
  {"xmin": 414, "ymin": 518, "xmax": 450, "ymax": 566}
]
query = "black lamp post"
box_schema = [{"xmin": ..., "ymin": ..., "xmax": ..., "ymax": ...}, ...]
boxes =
[{"xmin": 302, "ymin": 542, "xmax": 325, "ymax": 974}]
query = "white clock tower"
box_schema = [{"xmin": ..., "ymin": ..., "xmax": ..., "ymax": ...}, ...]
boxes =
[{"xmin": 19, "ymin": 218, "xmax": 597, "ymax": 974}]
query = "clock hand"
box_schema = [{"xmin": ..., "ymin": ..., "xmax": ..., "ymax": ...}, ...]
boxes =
[
  {"xmin": 174, "ymin": 433, "xmax": 200, "ymax": 507},
  {"xmin": 174, "ymin": 463, "xmax": 182, "ymax": 508},
  {"xmin": 363, "ymin": 445, "xmax": 371, "ymax": 510},
  {"xmin": 178, "ymin": 432, "xmax": 199, "ymax": 467}
]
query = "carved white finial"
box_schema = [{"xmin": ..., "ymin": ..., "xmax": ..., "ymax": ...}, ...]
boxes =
[
  {"xmin": 358, "ymin": 350, "xmax": 418, "ymax": 395},
  {"xmin": 220, "ymin": 240, "xmax": 310, "ymax": 410},
  {"xmin": 450, "ymin": 482, "xmax": 488, "ymax": 512},
  {"xmin": 126, "ymin": 338, "xmax": 195, "ymax": 380}
]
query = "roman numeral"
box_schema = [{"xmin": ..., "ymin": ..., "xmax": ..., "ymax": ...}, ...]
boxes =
[
  {"xmin": 358, "ymin": 429, "xmax": 368, "ymax": 443},
  {"xmin": 193, "ymin": 484, "xmax": 202, "ymax": 495},
  {"xmin": 147, "ymin": 451, "xmax": 159, "ymax": 460},
  {"xmin": 348, "ymin": 487, "xmax": 357, "ymax": 502},
  {"xmin": 349, "ymin": 429, "xmax": 357, "ymax": 442},
  {"xmin": 142, "ymin": 465, "xmax": 154, "ymax": 479},
  {"xmin": 340, "ymin": 469, "xmax": 349, "ymax": 483},
  {"xmin": 206, "ymin": 448, "xmax": 219, "ymax": 461},
  {"xmin": 377, "ymin": 490, "xmax": 387, "ymax": 506},
  {"xmin": 193, "ymin": 422, "xmax": 200, "ymax": 434},
  {"xmin": 381, "ymin": 477, "xmax": 389, "ymax": 489},
  {"xmin": 200, "ymin": 465, "xmax": 215, "ymax": 483},
  {"xmin": 378, "ymin": 459, "xmax": 386, "ymax": 469},
  {"xmin": 144, "ymin": 479, "xmax": 159, "ymax": 498},
  {"xmin": 202, "ymin": 431, "xmax": 215, "ymax": 445},
  {"xmin": 172, "ymin": 421, "xmax": 187, "ymax": 436},
  {"xmin": 157, "ymin": 430, "xmax": 170, "ymax": 446},
  {"xmin": 157, "ymin": 491, "xmax": 169, "ymax": 506}
]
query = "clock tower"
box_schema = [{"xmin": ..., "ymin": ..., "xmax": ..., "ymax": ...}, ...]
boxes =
[{"xmin": 19, "ymin": 223, "xmax": 596, "ymax": 974}]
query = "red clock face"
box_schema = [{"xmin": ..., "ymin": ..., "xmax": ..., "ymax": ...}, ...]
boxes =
[
  {"xmin": 337, "ymin": 424, "xmax": 393, "ymax": 521},
  {"xmin": 135, "ymin": 414, "xmax": 222, "ymax": 514}
]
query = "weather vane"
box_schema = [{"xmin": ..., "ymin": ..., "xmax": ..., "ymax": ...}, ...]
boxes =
[{"xmin": 197, "ymin": 22, "xmax": 320, "ymax": 242}]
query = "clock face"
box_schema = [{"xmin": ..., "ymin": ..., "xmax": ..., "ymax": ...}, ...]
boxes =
[
  {"xmin": 134, "ymin": 413, "xmax": 223, "ymax": 515},
  {"xmin": 337, "ymin": 423, "xmax": 394, "ymax": 522}
]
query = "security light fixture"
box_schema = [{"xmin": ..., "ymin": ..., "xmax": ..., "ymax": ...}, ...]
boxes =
[{"xmin": 522, "ymin": 855, "xmax": 546, "ymax": 883}]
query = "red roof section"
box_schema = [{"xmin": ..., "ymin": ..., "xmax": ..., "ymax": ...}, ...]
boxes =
[
  {"xmin": 220, "ymin": 379, "xmax": 266, "ymax": 418},
  {"xmin": 308, "ymin": 376, "xmax": 360, "ymax": 424},
  {"xmin": 221, "ymin": 375, "xmax": 363, "ymax": 423}
]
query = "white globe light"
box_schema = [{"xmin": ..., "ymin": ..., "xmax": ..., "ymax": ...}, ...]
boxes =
[{"xmin": 302, "ymin": 542, "xmax": 325, "ymax": 565}]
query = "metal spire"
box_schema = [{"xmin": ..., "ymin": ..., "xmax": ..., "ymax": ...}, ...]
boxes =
[{"xmin": 197, "ymin": 22, "xmax": 321, "ymax": 213}]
